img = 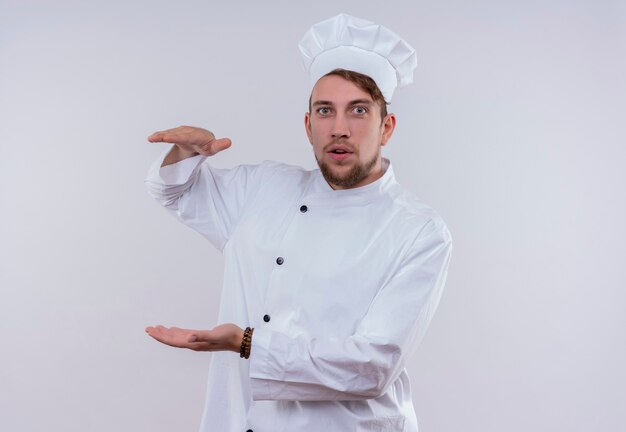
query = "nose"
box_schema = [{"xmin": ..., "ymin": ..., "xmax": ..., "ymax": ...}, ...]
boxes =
[{"xmin": 331, "ymin": 113, "xmax": 350, "ymax": 139}]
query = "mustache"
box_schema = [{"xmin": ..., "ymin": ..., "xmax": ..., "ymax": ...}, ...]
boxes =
[{"xmin": 323, "ymin": 138, "xmax": 356, "ymax": 152}]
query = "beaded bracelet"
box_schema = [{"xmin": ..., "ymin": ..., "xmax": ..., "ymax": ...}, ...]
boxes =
[{"xmin": 239, "ymin": 327, "xmax": 254, "ymax": 359}]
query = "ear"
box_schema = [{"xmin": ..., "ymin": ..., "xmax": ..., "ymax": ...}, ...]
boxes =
[
  {"xmin": 304, "ymin": 112, "xmax": 313, "ymax": 144},
  {"xmin": 380, "ymin": 113, "xmax": 396, "ymax": 147}
]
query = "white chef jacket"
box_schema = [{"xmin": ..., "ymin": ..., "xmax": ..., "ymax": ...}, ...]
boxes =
[{"xmin": 145, "ymin": 148, "xmax": 452, "ymax": 432}]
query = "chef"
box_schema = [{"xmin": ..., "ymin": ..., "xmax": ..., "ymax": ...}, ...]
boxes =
[{"xmin": 144, "ymin": 13, "xmax": 452, "ymax": 432}]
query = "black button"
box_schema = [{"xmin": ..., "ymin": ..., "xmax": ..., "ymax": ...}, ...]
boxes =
[
  {"xmin": 247, "ymin": 430, "xmax": 253, "ymax": 432},
  {"xmin": 300, "ymin": 205, "xmax": 308, "ymax": 213},
  {"xmin": 276, "ymin": 257, "xmax": 284, "ymax": 265},
  {"xmin": 263, "ymin": 314, "xmax": 271, "ymax": 322}
]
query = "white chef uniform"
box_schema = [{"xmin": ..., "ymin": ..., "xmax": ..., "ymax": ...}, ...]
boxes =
[{"xmin": 145, "ymin": 151, "xmax": 452, "ymax": 432}]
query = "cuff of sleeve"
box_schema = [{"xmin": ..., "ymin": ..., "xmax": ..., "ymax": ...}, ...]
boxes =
[
  {"xmin": 146, "ymin": 145, "xmax": 207, "ymax": 185},
  {"xmin": 248, "ymin": 328, "xmax": 283, "ymax": 400}
]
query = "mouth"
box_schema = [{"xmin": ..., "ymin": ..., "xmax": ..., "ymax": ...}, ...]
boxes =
[{"xmin": 326, "ymin": 145, "xmax": 354, "ymax": 161}]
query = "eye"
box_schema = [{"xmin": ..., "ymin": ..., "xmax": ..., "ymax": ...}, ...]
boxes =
[
  {"xmin": 352, "ymin": 106, "xmax": 368, "ymax": 114},
  {"xmin": 317, "ymin": 107, "xmax": 332, "ymax": 115}
]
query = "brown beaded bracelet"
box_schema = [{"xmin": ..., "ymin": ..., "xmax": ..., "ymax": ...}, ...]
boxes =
[{"xmin": 239, "ymin": 327, "xmax": 254, "ymax": 359}]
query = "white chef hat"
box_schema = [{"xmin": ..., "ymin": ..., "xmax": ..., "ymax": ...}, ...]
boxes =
[{"xmin": 298, "ymin": 13, "xmax": 417, "ymax": 102}]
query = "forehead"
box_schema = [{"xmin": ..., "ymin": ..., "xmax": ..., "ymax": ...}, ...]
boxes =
[{"xmin": 311, "ymin": 75, "xmax": 372, "ymax": 104}]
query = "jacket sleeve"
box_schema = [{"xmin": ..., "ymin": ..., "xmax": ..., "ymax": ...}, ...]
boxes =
[
  {"xmin": 248, "ymin": 218, "xmax": 453, "ymax": 401},
  {"xmin": 144, "ymin": 146, "xmax": 263, "ymax": 251}
]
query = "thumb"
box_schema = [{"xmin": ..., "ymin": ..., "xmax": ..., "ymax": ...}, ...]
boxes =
[
  {"xmin": 189, "ymin": 329, "xmax": 212, "ymax": 342},
  {"xmin": 204, "ymin": 137, "xmax": 232, "ymax": 155}
]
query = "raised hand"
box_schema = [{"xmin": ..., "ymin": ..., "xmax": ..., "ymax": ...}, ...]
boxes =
[
  {"xmin": 148, "ymin": 125, "xmax": 232, "ymax": 159},
  {"xmin": 145, "ymin": 323, "xmax": 244, "ymax": 353}
]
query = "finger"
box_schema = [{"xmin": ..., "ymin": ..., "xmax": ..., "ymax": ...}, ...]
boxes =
[
  {"xmin": 148, "ymin": 124, "xmax": 194, "ymax": 142},
  {"xmin": 147, "ymin": 128, "xmax": 176, "ymax": 142},
  {"xmin": 145, "ymin": 325, "xmax": 218, "ymax": 351},
  {"xmin": 148, "ymin": 125, "xmax": 207, "ymax": 143},
  {"xmin": 148, "ymin": 132, "xmax": 184, "ymax": 144},
  {"xmin": 146, "ymin": 325, "xmax": 202, "ymax": 351},
  {"xmin": 150, "ymin": 332, "xmax": 191, "ymax": 348},
  {"xmin": 145, "ymin": 325, "xmax": 163, "ymax": 335},
  {"xmin": 146, "ymin": 325, "xmax": 185, "ymax": 343},
  {"xmin": 151, "ymin": 126, "xmax": 180, "ymax": 134},
  {"xmin": 148, "ymin": 132, "xmax": 168, "ymax": 143},
  {"xmin": 145, "ymin": 325, "xmax": 166, "ymax": 339}
]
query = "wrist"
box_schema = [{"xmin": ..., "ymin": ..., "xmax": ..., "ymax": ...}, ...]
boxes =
[
  {"xmin": 162, "ymin": 145, "xmax": 199, "ymax": 167},
  {"xmin": 233, "ymin": 327, "xmax": 245, "ymax": 352}
]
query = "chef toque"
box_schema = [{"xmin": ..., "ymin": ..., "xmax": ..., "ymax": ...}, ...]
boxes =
[{"xmin": 299, "ymin": 13, "xmax": 417, "ymax": 102}]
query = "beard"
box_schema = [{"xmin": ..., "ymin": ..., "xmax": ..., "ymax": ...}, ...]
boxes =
[{"xmin": 316, "ymin": 148, "xmax": 380, "ymax": 189}]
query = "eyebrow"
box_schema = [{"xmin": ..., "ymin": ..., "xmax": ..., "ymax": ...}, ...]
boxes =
[{"xmin": 311, "ymin": 98, "xmax": 374, "ymax": 107}]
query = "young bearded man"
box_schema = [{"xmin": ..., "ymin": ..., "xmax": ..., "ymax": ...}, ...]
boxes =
[{"xmin": 145, "ymin": 13, "xmax": 452, "ymax": 432}]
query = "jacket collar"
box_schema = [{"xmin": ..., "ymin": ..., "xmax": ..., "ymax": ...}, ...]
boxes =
[{"xmin": 309, "ymin": 158, "xmax": 397, "ymax": 203}]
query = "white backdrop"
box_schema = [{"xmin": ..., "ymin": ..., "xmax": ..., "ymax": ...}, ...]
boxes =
[{"xmin": 1, "ymin": 1, "xmax": 625, "ymax": 431}]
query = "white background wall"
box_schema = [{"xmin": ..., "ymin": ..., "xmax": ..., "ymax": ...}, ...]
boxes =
[{"xmin": 1, "ymin": 1, "xmax": 624, "ymax": 431}]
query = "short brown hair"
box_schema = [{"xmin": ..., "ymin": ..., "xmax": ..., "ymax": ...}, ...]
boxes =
[{"xmin": 309, "ymin": 68, "xmax": 389, "ymax": 119}]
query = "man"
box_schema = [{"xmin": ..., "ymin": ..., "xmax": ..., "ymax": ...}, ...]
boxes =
[{"xmin": 145, "ymin": 14, "xmax": 452, "ymax": 432}]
